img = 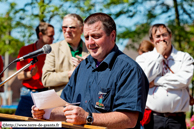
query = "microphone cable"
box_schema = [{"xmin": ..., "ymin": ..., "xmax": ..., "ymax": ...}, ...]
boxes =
[{"xmin": 0, "ymin": 59, "xmax": 15, "ymax": 77}]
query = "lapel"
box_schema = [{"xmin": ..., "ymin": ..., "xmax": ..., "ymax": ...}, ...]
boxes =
[
  {"xmin": 82, "ymin": 41, "xmax": 89, "ymax": 56},
  {"xmin": 58, "ymin": 40, "xmax": 89, "ymax": 66},
  {"xmin": 59, "ymin": 40, "xmax": 73, "ymax": 66}
]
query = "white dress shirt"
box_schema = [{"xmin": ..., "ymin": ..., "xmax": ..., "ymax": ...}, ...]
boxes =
[{"xmin": 136, "ymin": 46, "xmax": 194, "ymax": 113}]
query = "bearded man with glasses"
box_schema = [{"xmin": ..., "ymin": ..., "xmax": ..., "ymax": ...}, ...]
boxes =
[{"xmin": 42, "ymin": 14, "xmax": 88, "ymax": 96}]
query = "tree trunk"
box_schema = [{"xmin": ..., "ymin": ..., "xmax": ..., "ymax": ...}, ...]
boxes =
[{"xmin": 173, "ymin": 0, "xmax": 182, "ymax": 50}]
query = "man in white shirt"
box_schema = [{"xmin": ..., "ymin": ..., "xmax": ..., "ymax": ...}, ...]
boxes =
[{"xmin": 136, "ymin": 23, "xmax": 194, "ymax": 129}]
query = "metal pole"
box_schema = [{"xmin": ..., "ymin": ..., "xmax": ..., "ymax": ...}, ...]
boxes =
[
  {"xmin": 3, "ymin": 13, "xmax": 10, "ymax": 105},
  {"xmin": 0, "ymin": 63, "xmax": 33, "ymax": 87},
  {"xmin": 3, "ymin": 39, "xmax": 9, "ymax": 105}
]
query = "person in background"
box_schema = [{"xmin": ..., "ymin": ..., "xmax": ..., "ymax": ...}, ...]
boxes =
[
  {"xmin": 136, "ymin": 23, "xmax": 194, "ymax": 129},
  {"xmin": 138, "ymin": 40, "xmax": 154, "ymax": 55},
  {"xmin": 137, "ymin": 40, "xmax": 154, "ymax": 129},
  {"xmin": 0, "ymin": 56, "xmax": 4, "ymax": 92},
  {"xmin": 42, "ymin": 14, "xmax": 88, "ymax": 96},
  {"xmin": 32, "ymin": 12, "xmax": 149, "ymax": 129},
  {"xmin": 15, "ymin": 22, "xmax": 55, "ymax": 117}
]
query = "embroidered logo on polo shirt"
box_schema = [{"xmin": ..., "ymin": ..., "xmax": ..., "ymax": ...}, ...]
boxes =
[{"xmin": 95, "ymin": 91, "xmax": 106, "ymax": 109}]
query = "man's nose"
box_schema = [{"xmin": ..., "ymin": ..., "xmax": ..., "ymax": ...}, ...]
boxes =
[
  {"xmin": 66, "ymin": 27, "xmax": 71, "ymax": 32},
  {"xmin": 160, "ymin": 35, "xmax": 165, "ymax": 40},
  {"xmin": 88, "ymin": 37, "xmax": 95, "ymax": 44}
]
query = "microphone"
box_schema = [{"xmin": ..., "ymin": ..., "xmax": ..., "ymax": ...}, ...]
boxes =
[{"xmin": 14, "ymin": 44, "xmax": 52, "ymax": 63}]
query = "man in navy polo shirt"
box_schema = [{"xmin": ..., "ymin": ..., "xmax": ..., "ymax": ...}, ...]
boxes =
[{"xmin": 32, "ymin": 13, "xmax": 149, "ymax": 129}]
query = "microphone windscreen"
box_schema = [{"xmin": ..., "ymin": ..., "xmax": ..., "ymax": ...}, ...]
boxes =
[{"xmin": 43, "ymin": 44, "xmax": 52, "ymax": 54}]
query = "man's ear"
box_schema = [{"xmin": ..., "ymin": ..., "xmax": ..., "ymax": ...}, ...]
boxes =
[
  {"xmin": 39, "ymin": 32, "xmax": 43, "ymax": 39},
  {"xmin": 111, "ymin": 30, "xmax": 116, "ymax": 42},
  {"xmin": 80, "ymin": 26, "xmax": 83, "ymax": 34},
  {"xmin": 169, "ymin": 34, "xmax": 172, "ymax": 38}
]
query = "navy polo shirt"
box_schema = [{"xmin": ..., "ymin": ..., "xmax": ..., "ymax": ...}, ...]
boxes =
[{"xmin": 61, "ymin": 45, "xmax": 149, "ymax": 121}]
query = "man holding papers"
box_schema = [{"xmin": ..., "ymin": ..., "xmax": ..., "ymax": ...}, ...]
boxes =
[{"xmin": 32, "ymin": 13, "xmax": 149, "ymax": 129}]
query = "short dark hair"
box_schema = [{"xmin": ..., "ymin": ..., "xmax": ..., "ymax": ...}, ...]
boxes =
[
  {"xmin": 84, "ymin": 12, "xmax": 116, "ymax": 37},
  {"xmin": 36, "ymin": 22, "xmax": 54, "ymax": 39},
  {"xmin": 149, "ymin": 23, "xmax": 172, "ymax": 41}
]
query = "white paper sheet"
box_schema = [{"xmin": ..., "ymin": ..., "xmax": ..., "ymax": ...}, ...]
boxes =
[
  {"xmin": 31, "ymin": 89, "xmax": 67, "ymax": 119},
  {"xmin": 31, "ymin": 89, "xmax": 80, "ymax": 119}
]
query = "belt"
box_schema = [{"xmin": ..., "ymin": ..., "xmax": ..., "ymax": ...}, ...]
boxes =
[
  {"xmin": 153, "ymin": 112, "xmax": 185, "ymax": 118},
  {"xmin": 25, "ymin": 87, "xmax": 48, "ymax": 92}
]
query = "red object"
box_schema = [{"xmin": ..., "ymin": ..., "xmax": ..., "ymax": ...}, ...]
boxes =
[
  {"xmin": 140, "ymin": 109, "xmax": 152, "ymax": 126},
  {"xmin": 0, "ymin": 56, "xmax": 4, "ymax": 78},
  {"xmin": 0, "ymin": 56, "xmax": 4, "ymax": 92},
  {"xmin": 16, "ymin": 43, "xmax": 46, "ymax": 89}
]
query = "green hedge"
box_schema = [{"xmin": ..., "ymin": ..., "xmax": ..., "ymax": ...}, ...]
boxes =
[
  {"xmin": 0, "ymin": 108, "xmax": 16, "ymax": 129},
  {"xmin": 0, "ymin": 108, "xmax": 16, "ymax": 114}
]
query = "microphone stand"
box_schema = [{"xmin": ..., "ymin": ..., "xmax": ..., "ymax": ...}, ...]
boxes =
[{"xmin": 0, "ymin": 57, "xmax": 38, "ymax": 87}]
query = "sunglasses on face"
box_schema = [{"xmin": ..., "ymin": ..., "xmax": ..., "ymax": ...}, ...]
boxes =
[{"xmin": 62, "ymin": 26, "xmax": 77, "ymax": 30}]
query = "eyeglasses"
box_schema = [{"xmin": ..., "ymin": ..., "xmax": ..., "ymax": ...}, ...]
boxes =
[
  {"xmin": 62, "ymin": 25, "xmax": 77, "ymax": 30},
  {"xmin": 155, "ymin": 33, "xmax": 169, "ymax": 39}
]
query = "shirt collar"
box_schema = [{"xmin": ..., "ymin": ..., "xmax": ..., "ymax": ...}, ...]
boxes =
[
  {"xmin": 168, "ymin": 45, "xmax": 179, "ymax": 60},
  {"xmin": 85, "ymin": 45, "xmax": 119, "ymax": 69},
  {"xmin": 68, "ymin": 40, "xmax": 83, "ymax": 52},
  {"xmin": 169, "ymin": 45, "xmax": 177, "ymax": 56}
]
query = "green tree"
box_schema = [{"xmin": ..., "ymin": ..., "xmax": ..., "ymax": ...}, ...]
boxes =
[
  {"xmin": 62, "ymin": 0, "xmax": 194, "ymax": 53},
  {"xmin": 0, "ymin": 0, "xmax": 83, "ymax": 56},
  {"xmin": 102, "ymin": 0, "xmax": 194, "ymax": 55},
  {"xmin": 1, "ymin": 0, "xmax": 194, "ymax": 56},
  {"xmin": 0, "ymin": 2, "xmax": 25, "ymax": 56}
]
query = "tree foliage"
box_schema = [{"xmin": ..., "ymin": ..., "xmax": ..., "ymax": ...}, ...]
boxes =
[
  {"xmin": 102, "ymin": 0, "xmax": 194, "ymax": 55},
  {"xmin": 58, "ymin": 0, "xmax": 194, "ymax": 56},
  {"xmin": 0, "ymin": 2, "xmax": 25, "ymax": 56},
  {"xmin": 0, "ymin": 0, "xmax": 81, "ymax": 56}
]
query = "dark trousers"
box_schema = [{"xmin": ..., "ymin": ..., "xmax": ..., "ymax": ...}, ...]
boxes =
[
  {"xmin": 15, "ymin": 87, "xmax": 35, "ymax": 117},
  {"xmin": 15, "ymin": 86, "xmax": 48, "ymax": 117},
  {"xmin": 144, "ymin": 113, "xmax": 186, "ymax": 129}
]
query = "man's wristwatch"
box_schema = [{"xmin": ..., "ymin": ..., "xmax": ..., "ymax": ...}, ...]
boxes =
[{"xmin": 86, "ymin": 112, "xmax": 93, "ymax": 125}]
